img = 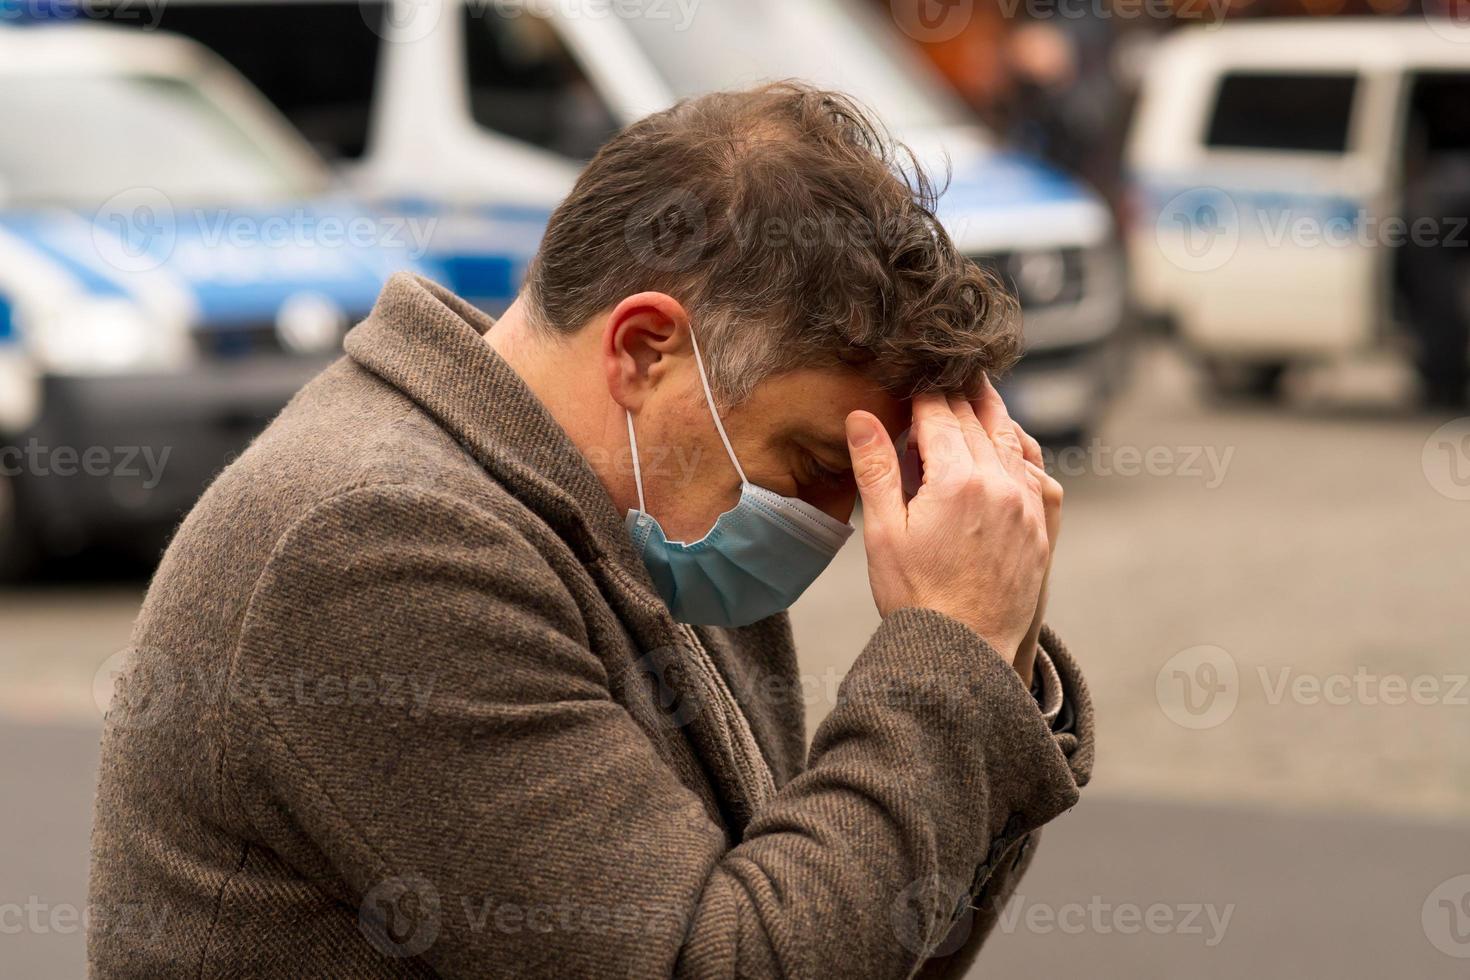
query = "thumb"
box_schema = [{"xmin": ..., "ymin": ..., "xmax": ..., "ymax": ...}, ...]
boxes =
[{"xmin": 846, "ymin": 411, "xmax": 904, "ymax": 534}]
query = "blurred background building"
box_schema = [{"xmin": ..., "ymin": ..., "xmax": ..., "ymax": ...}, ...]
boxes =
[{"xmin": 2, "ymin": 0, "xmax": 1468, "ymax": 976}]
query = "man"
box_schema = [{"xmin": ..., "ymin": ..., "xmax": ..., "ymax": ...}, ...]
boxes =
[{"xmin": 89, "ymin": 83, "xmax": 1092, "ymax": 978}]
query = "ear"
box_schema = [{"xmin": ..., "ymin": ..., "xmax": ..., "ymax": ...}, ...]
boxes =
[{"xmin": 602, "ymin": 292, "xmax": 692, "ymax": 412}]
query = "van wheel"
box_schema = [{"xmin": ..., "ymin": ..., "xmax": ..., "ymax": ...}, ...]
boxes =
[
  {"xmin": 1201, "ymin": 358, "xmax": 1288, "ymax": 402},
  {"xmin": 0, "ymin": 471, "xmax": 38, "ymax": 582}
]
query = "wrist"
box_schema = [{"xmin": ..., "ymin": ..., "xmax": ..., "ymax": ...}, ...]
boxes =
[
  {"xmin": 1012, "ymin": 641, "xmax": 1037, "ymax": 688},
  {"xmin": 878, "ymin": 597, "xmax": 1028, "ymax": 673},
  {"xmin": 935, "ymin": 609, "xmax": 1023, "ymax": 671}
]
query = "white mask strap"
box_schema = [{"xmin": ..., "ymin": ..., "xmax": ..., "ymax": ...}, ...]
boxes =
[
  {"xmin": 625, "ymin": 410, "xmax": 647, "ymax": 513},
  {"xmin": 686, "ymin": 325, "xmax": 748, "ymax": 485}
]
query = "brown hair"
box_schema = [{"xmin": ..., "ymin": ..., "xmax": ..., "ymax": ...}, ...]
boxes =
[{"xmin": 524, "ymin": 81, "xmax": 1021, "ymax": 405}]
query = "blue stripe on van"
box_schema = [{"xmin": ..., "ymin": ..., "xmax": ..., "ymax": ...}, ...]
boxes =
[
  {"xmin": 438, "ymin": 254, "xmax": 518, "ymax": 302},
  {"xmin": 0, "ymin": 214, "xmax": 132, "ymax": 299},
  {"xmin": 1132, "ymin": 175, "xmax": 1363, "ymax": 231}
]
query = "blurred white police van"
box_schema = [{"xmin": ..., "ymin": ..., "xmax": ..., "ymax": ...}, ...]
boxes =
[
  {"xmin": 0, "ymin": 22, "xmax": 428, "ymax": 573},
  {"xmin": 97, "ymin": 0, "xmax": 1127, "ymax": 443},
  {"xmin": 1127, "ymin": 19, "xmax": 1470, "ymax": 398}
]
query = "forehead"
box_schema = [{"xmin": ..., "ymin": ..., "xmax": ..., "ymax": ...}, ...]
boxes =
[{"xmin": 737, "ymin": 366, "xmax": 909, "ymax": 444}]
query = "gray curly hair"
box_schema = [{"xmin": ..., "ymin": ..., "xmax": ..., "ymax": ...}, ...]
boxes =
[{"xmin": 524, "ymin": 81, "xmax": 1022, "ymax": 406}]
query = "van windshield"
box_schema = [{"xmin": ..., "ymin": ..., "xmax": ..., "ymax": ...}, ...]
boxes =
[
  {"xmin": 0, "ymin": 74, "xmax": 314, "ymax": 207},
  {"xmin": 618, "ymin": 0, "xmax": 969, "ymax": 133}
]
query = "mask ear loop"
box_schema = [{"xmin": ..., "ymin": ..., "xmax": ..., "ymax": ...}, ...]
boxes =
[
  {"xmin": 625, "ymin": 411, "xmax": 647, "ymax": 514},
  {"xmin": 686, "ymin": 326, "xmax": 748, "ymax": 485}
]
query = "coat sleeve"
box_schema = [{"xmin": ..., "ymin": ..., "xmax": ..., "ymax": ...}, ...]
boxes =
[
  {"xmin": 226, "ymin": 483, "xmax": 1087, "ymax": 979},
  {"xmin": 913, "ymin": 626, "xmax": 1096, "ymax": 979}
]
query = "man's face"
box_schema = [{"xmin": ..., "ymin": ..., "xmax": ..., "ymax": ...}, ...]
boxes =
[{"xmin": 633, "ymin": 361, "xmax": 908, "ymax": 542}]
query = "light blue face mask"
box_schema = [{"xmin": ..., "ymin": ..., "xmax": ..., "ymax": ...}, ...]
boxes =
[{"xmin": 624, "ymin": 328, "xmax": 854, "ymax": 627}]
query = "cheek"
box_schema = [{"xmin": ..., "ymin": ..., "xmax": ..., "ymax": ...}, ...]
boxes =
[
  {"xmin": 637, "ymin": 423, "xmax": 743, "ymax": 538},
  {"xmin": 800, "ymin": 484, "xmax": 858, "ymax": 524}
]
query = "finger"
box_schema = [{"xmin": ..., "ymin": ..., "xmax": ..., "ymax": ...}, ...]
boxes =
[
  {"xmin": 1026, "ymin": 460, "xmax": 1061, "ymax": 505},
  {"xmin": 972, "ymin": 375, "xmax": 1027, "ymax": 481},
  {"xmin": 947, "ymin": 395, "xmax": 1003, "ymax": 475},
  {"xmin": 1026, "ymin": 460, "xmax": 1063, "ymax": 542},
  {"xmin": 846, "ymin": 410, "xmax": 905, "ymax": 534},
  {"xmin": 899, "ymin": 434, "xmax": 922, "ymax": 501},
  {"xmin": 911, "ymin": 393, "xmax": 973, "ymax": 487},
  {"xmin": 1016, "ymin": 424, "xmax": 1044, "ymax": 472}
]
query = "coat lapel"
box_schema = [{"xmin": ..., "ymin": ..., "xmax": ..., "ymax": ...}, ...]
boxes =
[{"xmin": 344, "ymin": 274, "xmax": 777, "ymax": 835}]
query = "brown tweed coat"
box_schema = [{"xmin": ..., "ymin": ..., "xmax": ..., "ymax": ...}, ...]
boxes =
[{"xmin": 87, "ymin": 274, "xmax": 1094, "ymax": 979}]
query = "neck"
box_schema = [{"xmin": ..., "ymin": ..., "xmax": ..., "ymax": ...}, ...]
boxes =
[{"xmin": 485, "ymin": 297, "xmax": 635, "ymax": 512}]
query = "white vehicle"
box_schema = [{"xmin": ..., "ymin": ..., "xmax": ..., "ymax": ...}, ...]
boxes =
[
  {"xmin": 1127, "ymin": 19, "xmax": 1470, "ymax": 398},
  {"xmin": 106, "ymin": 0, "xmax": 1127, "ymax": 441},
  {"xmin": 0, "ymin": 23, "xmax": 425, "ymax": 573}
]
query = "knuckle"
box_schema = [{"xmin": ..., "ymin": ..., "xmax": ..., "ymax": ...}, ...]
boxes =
[
  {"xmin": 996, "ymin": 484, "xmax": 1025, "ymax": 515},
  {"xmin": 960, "ymin": 470, "xmax": 988, "ymax": 498},
  {"xmin": 864, "ymin": 524, "xmax": 893, "ymax": 551},
  {"xmin": 931, "ymin": 419, "xmax": 965, "ymax": 445},
  {"xmin": 854, "ymin": 454, "xmax": 895, "ymax": 490},
  {"xmin": 933, "ymin": 455, "xmax": 972, "ymax": 488}
]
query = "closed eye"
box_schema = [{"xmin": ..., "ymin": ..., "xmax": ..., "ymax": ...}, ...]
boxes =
[{"xmin": 800, "ymin": 454, "xmax": 852, "ymax": 490}]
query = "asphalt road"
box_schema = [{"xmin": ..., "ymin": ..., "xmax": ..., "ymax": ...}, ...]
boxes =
[
  {"xmin": 2, "ymin": 342, "xmax": 1468, "ymax": 975},
  {"xmin": 3, "ymin": 720, "xmax": 1465, "ymax": 977}
]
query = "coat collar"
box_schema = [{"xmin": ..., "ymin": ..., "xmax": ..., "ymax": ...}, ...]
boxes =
[
  {"xmin": 344, "ymin": 272, "xmax": 645, "ymax": 574},
  {"xmin": 344, "ymin": 274, "xmax": 785, "ymax": 834}
]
